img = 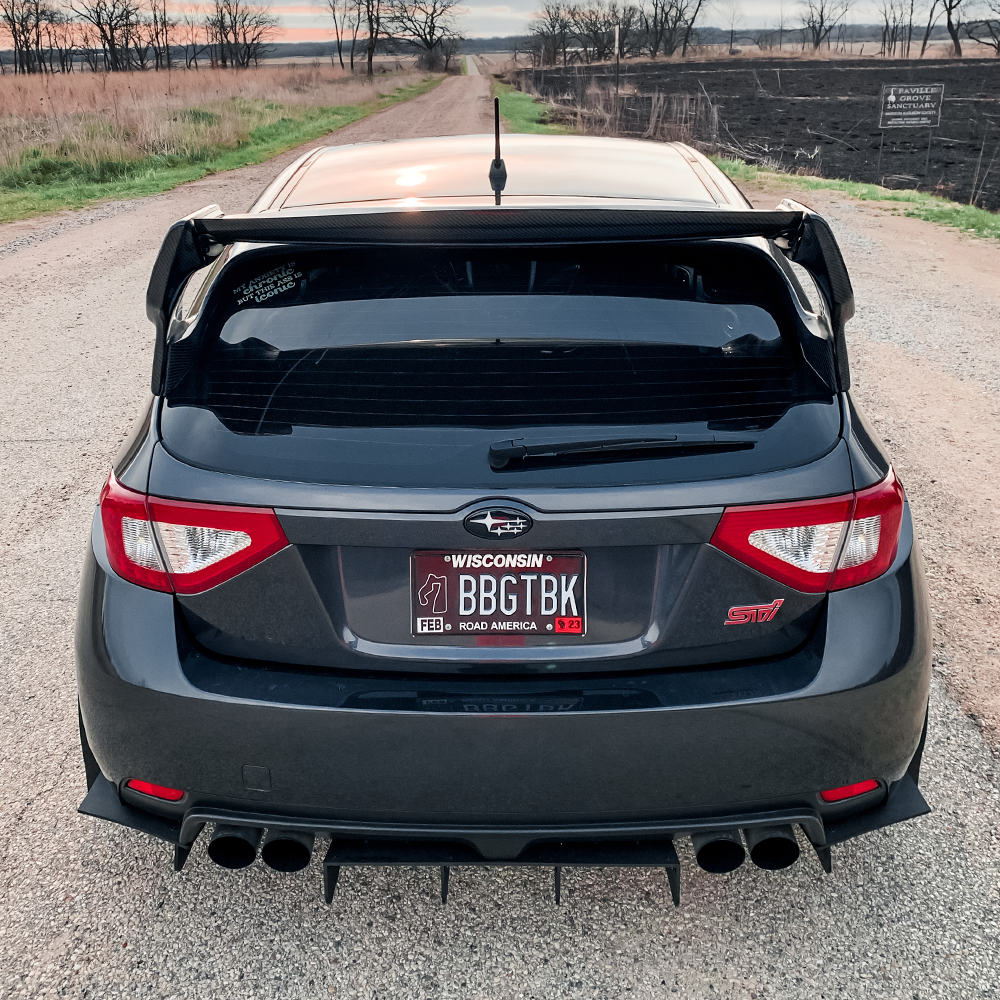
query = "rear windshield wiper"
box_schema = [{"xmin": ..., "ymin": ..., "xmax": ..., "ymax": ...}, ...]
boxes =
[{"xmin": 488, "ymin": 434, "xmax": 758, "ymax": 470}]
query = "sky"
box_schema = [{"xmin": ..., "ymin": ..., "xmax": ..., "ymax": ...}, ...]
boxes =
[{"xmin": 274, "ymin": 0, "xmax": 891, "ymax": 43}]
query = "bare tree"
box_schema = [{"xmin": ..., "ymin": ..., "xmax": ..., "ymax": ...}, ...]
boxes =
[
  {"xmin": 716, "ymin": 0, "xmax": 744, "ymax": 50},
  {"xmin": 79, "ymin": 20, "xmax": 102, "ymax": 67},
  {"xmin": 205, "ymin": 0, "xmax": 278, "ymax": 67},
  {"xmin": 799, "ymin": 0, "xmax": 851, "ymax": 48},
  {"xmin": 777, "ymin": 0, "xmax": 788, "ymax": 46},
  {"xmin": 387, "ymin": 0, "xmax": 461, "ymax": 68},
  {"xmin": 965, "ymin": 5, "xmax": 1000, "ymax": 53},
  {"xmin": 179, "ymin": 11, "xmax": 206, "ymax": 66},
  {"xmin": 878, "ymin": 0, "xmax": 907, "ymax": 54},
  {"xmin": 318, "ymin": 0, "xmax": 353, "ymax": 67},
  {"xmin": 680, "ymin": 0, "xmax": 704, "ymax": 54},
  {"xmin": 640, "ymin": 0, "xmax": 671, "ymax": 55},
  {"xmin": 439, "ymin": 30, "xmax": 461, "ymax": 68},
  {"xmin": 348, "ymin": 0, "xmax": 360, "ymax": 67},
  {"xmin": 69, "ymin": 0, "xmax": 142, "ymax": 70},
  {"xmin": 525, "ymin": 0, "xmax": 704, "ymax": 65},
  {"xmin": 0, "ymin": 0, "xmax": 50, "ymax": 73},
  {"xmin": 618, "ymin": 2, "xmax": 644, "ymax": 54},
  {"xmin": 903, "ymin": 0, "xmax": 915, "ymax": 54},
  {"xmin": 641, "ymin": 0, "xmax": 704, "ymax": 57},
  {"xmin": 359, "ymin": 0, "xmax": 387, "ymax": 75},
  {"xmin": 509, "ymin": 32, "xmax": 527, "ymax": 62},
  {"xmin": 919, "ymin": 0, "xmax": 940, "ymax": 53},
  {"xmin": 527, "ymin": 3, "xmax": 565, "ymax": 66},
  {"xmin": 570, "ymin": 0, "xmax": 618, "ymax": 62},
  {"xmin": 43, "ymin": 7, "xmax": 77, "ymax": 69},
  {"xmin": 147, "ymin": 0, "xmax": 174, "ymax": 68},
  {"xmin": 939, "ymin": 0, "xmax": 963, "ymax": 52}
]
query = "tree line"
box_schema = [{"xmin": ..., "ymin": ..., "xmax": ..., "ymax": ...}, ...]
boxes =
[
  {"xmin": 520, "ymin": 0, "xmax": 1000, "ymax": 65},
  {"xmin": 798, "ymin": 0, "xmax": 996, "ymax": 58},
  {"xmin": 521, "ymin": 0, "xmax": 705, "ymax": 66},
  {"xmin": 0, "ymin": 0, "xmax": 278, "ymax": 73},
  {"xmin": 318, "ymin": 0, "xmax": 462, "ymax": 76},
  {"xmin": 0, "ymin": 0, "xmax": 464, "ymax": 74}
]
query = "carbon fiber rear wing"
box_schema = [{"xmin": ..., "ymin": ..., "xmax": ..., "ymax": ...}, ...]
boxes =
[{"xmin": 146, "ymin": 203, "xmax": 854, "ymax": 395}]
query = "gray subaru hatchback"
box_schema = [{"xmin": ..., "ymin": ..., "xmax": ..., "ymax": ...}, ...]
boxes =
[{"xmin": 77, "ymin": 131, "xmax": 930, "ymax": 904}]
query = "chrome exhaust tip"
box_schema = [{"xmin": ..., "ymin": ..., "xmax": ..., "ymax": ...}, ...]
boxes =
[
  {"xmin": 207, "ymin": 825, "xmax": 262, "ymax": 869},
  {"xmin": 744, "ymin": 825, "xmax": 800, "ymax": 871},
  {"xmin": 261, "ymin": 829, "xmax": 314, "ymax": 872},
  {"xmin": 691, "ymin": 829, "xmax": 746, "ymax": 874}
]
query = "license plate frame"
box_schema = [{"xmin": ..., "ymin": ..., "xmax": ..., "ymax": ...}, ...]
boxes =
[{"xmin": 410, "ymin": 550, "xmax": 587, "ymax": 640}]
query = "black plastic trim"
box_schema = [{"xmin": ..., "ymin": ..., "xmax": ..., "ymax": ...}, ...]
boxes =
[
  {"xmin": 146, "ymin": 205, "xmax": 222, "ymax": 394},
  {"xmin": 77, "ymin": 770, "xmax": 929, "ymax": 860},
  {"xmin": 194, "ymin": 207, "xmax": 805, "ymax": 249},
  {"xmin": 78, "ymin": 775, "xmax": 182, "ymax": 845},
  {"xmin": 177, "ymin": 804, "xmax": 826, "ymax": 857},
  {"xmin": 780, "ymin": 199, "xmax": 855, "ymax": 390},
  {"xmin": 821, "ymin": 775, "xmax": 930, "ymax": 847}
]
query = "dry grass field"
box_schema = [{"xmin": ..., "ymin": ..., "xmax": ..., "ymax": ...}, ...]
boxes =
[
  {"xmin": 0, "ymin": 65, "xmax": 427, "ymax": 172},
  {"xmin": 0, "ymin": 65, "xmax": 441, "ymax": 221}
]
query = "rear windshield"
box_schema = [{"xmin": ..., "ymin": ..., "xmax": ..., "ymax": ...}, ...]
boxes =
[{"xmin": 161, "ymin": 245, "xmax": 838, "ymax": 487}]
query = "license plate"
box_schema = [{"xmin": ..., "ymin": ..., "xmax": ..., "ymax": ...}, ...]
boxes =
[{"xmin": 411, "ymin": 550, "xmax": 586, "ymax": 639}]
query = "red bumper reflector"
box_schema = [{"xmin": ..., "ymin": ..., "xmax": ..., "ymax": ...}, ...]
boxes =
[
  {"xmin": 820, "ymin": 779, "xmax": 879, "ymax": 803},
  {"xmin": 126, "ymin": 779, "xmax": 185, "ymax": 801}
]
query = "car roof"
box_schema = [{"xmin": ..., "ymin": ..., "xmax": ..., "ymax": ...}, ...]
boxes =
[{"xmin": 260, "ymin": 134, "xmax": 747, "ymax": 213}]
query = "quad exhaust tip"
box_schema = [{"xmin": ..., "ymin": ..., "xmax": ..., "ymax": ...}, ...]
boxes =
[
  {"xmin": 207, "ymin": 825, "xmax": 262, "ymax": 869},
  {"xmin": 202, "ymin": 822, "xmax": 799, "ymax": 881},
  {"xmin": 692, "ymin": 825, "xmax": 801, "ymax": 874},
  {"xmin": 261, "ymin": 829, "xmax": 315, "ymax": 872},
  {"xmin": 743, "ymin": 825, "xmax": 800, "ymax": 871},
  {"xmin": 206, "ymin": 826, "xmax": 315, "ymax": 871},
  {"xmin": 691, "ymin": 829, "xmax": 746, "ymax": 874}
]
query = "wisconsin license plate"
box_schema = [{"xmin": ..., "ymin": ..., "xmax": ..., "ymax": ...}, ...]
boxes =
[{"xmin": 411, "ymin": 550, "xmax": 586, "ymax": 638}]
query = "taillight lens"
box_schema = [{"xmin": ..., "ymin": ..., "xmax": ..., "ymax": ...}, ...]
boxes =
[
  {"xmin": 100, "ymin": 475, "xmax": 172, "ymax": 592},
  {"xmin": 98, "ymin": 473, "xmax": 288, "ymax": 594},
  {"xmin": 146, "ymin": 496, "xmax": 287, "ymax": 594},
  {"xmin": 829, "ymin": 472, "xmax": 905, "ymax": 591},
  {"xmin": 711, "ymin": 470, "xmax": 905, "ymax": 593}
]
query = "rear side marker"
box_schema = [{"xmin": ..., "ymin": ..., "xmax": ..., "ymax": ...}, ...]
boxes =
[
  {"xmin": 125, "ymin": 779, "xmax": 184, "ymax": 801},
  {"xmin": 820, "ymin": 779, "xmax": 880, "ymax": 802},
  {"xmin": 711, "ymin": 469, "xmax": 906, "ymax": 593},
  {"xmin": 100, "ymin": 473, "xmax": 288, "ymax": 594}
]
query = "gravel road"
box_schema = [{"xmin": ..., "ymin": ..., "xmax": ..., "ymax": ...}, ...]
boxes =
[{"xmin": 2, "ymin": 80, "xmax": 1000, "ymax": 1000}]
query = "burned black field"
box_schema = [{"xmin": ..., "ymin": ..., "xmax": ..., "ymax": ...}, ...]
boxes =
[{"xmin": 519, "ymin": 59, "xmax": 1000, "ymax": 211}]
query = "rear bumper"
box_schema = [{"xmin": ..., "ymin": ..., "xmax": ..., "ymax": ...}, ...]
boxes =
[
  {"xmin": 79, "ymin": 770, "xmax": 929, "ymax": 857},
  {"xmin": 77, "ymin": 507, "xmax": 931, "ymax": 841}
]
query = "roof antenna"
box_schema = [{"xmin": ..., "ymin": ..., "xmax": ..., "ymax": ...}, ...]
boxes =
[{"xmin": 489, "ymin": 97, "xmax": 506, "ymax": 206}]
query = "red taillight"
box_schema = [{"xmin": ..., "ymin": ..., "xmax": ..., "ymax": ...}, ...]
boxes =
[
  {"xmin": 126, "ymin": 779, "xmax": 185, "ymax": 801},
  {"xmin": 99, "ymin": 472, "xmax": 288, "ymax": 594},
  {"xmin": 829, "ymin": 472, "xmax": 905, "ymax": 591},
  {"xmin": 100, "ymin": 474, "xmax": 172, "ymax": 592},
  {"xmin": 146, "ymin": 496, "xmax": 288, "ymax": 594},
  {"xmin": 710, "ymin": 469, "xmax": 905, "ymax": 593},
  {"xmin": 820, "ymin": 779, "xmax": 880, "ymax": 803}
]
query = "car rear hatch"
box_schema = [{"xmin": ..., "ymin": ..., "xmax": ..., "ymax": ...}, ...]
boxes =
[{"xmin": 153, "ymin": 240, "xmax": 847, "ymax": 675}]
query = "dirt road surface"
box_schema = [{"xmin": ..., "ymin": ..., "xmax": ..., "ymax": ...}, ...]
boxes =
[{"xmin": 2, "ymin": 78, "xmax": 1000, "ymax": 999}]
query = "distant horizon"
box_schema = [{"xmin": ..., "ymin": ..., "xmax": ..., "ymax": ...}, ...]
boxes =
[
  {"xmin": 260, "ymin": 25, "xmax": 962, "ymax": 46},
  {"xmin": 265, "ymin": 0, "xmax": 960, "ymax": 46},
  {"xmin": 0, "ymin": 1, "xmax": 970, "ymax": 54}
]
